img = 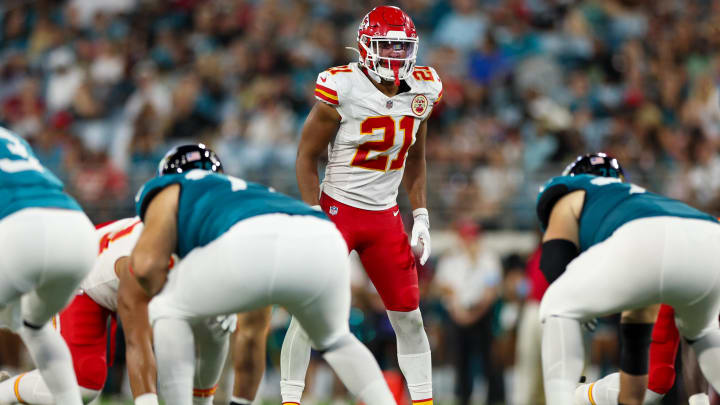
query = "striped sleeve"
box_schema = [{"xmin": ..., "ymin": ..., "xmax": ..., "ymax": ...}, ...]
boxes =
[{"xmin": 314, "ymin": 72, "xmax": 339, "ymax": 106}]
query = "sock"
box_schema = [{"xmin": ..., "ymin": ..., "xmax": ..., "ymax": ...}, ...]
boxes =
[
  {"xmin": 154, "ymin": 318, "xmax": 195, "ymax": 405},
  {"xmin": 647, "ymin": 305, "xmax": 679, "ymax": 395},
  {"xmin": 387, "ymin": 309, "xmax": 433, "ymax": 403},
  {"xmin": 574, "ymin": 373, "xmax": 666, "ymax": 405},
  {"xmin": 689, "ymin": 393, "xmax": 711, "ymax": 405},
  {"xmin": 0, "ymin": 370, "xmax": 53, "ymax": 404},
  {"xmin": 692, "ymin": 328, "xmax": 720, "ymax": 395},
  {"xmin": 280, "ymin": 316, "xmax": 311, "ymax": 403},
  {"xmin": 0, "ymin": 369, "xmax": 101, "ymax": 404},
  {"xmin": 134, "ymin": 393, "xmax": 160, "ymax": 405},
  {"xmin": 19, "ymin": 323, "xmax": 83, "ymax": 405},
  {"xmin": 542, "ymin": 316, "xmax": 584, "ymax": 405},
  {"xmin": 192, "ymin": 385, "xmax": 217, "ymax": 405},
  {"xmin": 321, "ymin": 333, "xmax": 395, "ymax": 405},
  {"xmin": 230, "ymin": 396, "xmax": 253, "ymax": 404}
]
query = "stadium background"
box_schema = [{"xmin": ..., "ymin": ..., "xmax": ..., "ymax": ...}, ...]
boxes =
[{"xmin": 1, "ymin": 0, "xmax": 719, "ymax": 403}]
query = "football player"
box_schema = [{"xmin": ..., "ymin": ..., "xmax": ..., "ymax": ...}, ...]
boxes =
[
  {"xmin": 0, "ymin": 216, "xmax": 236, "ymax": 405},
  {"xmin": 130, "ymin": 144, "xmax": 397, "ymax": 405},
  {"xmin": 575, "ymin": 303, "xmax": 713, "ymax": 405},
  {"xmin": 284, "ymin": 5, "xmax": 441, "ymax": 404},
  {"xmin": 537, "ymin": 153, "xmax": 720, "ymax": 405},
  {"xmin": 0, "ymin": 126, "xmax": 96, "ymax": 405}
]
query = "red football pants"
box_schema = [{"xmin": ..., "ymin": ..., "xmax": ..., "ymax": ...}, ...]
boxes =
[
  {"xmin": 320, "ymin": 193, "xmax": 419, "ymax": 311},
  {"xmin": 647, "ymin": 304, "xmax": 680, "ymax": 394},
  {"xmin": 56, "ymin": 292, "xmax": 116, "ymax": 390}
]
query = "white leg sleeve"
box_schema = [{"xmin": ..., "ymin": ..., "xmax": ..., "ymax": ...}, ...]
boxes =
[
  {"xmin": 191, "ymin": 319, "xmax": 230, "ymax": 405},
  {"xmin": 321, "ymin": 333, "xmax": 395, "ymax": 405},
  {"xmin": 154, "ymin": 318, "xmax": 195, "ymax": 405},
  {"xmin": 387, "ymin": 309, "xmax": 432, "ymax": 402},
  {"xmin": 19, "ymin": 324, "xmax": 83, "ymax": 405},
  {"xmin": 542, "ymin": 316, "xmax": 584, "ymax": 405},
  {"xmin": 280, "ymin": 316, "xmax": 311, "ymax": 403},
  {"xmin": 691, "ymin": 328, "xmax": 720, "ymax": 395}
]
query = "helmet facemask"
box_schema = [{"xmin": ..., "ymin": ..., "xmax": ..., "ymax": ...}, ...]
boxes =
[{"xmin": 358, "ymin": 33, "xmax": 417, "ymax": 86}]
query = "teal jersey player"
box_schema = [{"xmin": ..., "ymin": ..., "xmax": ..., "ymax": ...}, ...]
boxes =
[
  {"xmin": 0, "ymin": 127, "xmax": 81, "ymax": 220},
  {"xmin": 537, "ymin": 173, "xmax": 717, "ymax": 252},
  {"xmin": 135, "ymin": 170, "xmax": 328, "ymax": 258}
]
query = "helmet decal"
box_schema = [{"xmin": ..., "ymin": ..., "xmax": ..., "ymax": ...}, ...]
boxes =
[
  {"xmin": 563, "ymin": 152, "xmax": 625, "ymax": 180},
  {"xmin": 158, "ymin": 143, "xmax": 223, "ymax": 176}
]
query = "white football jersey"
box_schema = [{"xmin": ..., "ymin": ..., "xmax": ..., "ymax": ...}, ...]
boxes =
[
  {"xmin": 314, "ymin": 62, "xmax": 442, "ymax": 210},
  {"xmin": 80, "ymin": 217, "xmax": 143, "ymax": 312}
]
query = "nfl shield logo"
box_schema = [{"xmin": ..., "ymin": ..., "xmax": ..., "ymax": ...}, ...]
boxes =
[
  {"xmin": 329, "ymin": 206, "xmax": 339, "ymax": 216},
  {"xmin": 386, "ymin": 99, "xmax": 393, "ymax": 109}
]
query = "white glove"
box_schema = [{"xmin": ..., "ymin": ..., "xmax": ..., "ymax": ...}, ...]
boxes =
[
  {"xmin": 207, "ymin": 314, "xmax": 237, "ymax": 340},
  {"xmin": 410, "ymin": 208, "xmax": 431, "ymax": 265}
]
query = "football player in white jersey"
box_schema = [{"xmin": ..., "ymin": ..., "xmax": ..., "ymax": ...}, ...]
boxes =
[
  {"xmin": 0, "ymin": 218, "xmax": 238, "ymax": 405},
  {"xmin": 283, "ymin": 5, "xmax": 442, "ymax": 405}
]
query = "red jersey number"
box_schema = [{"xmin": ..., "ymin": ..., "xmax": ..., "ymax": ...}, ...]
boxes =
[{"xmin": 350, "ymin": 116, "xmax": 414, "ymax": 171}]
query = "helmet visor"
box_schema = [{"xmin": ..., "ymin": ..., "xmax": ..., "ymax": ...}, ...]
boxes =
[{"xmin": 370, "ymin": 38, "xmax": 417, "ymax": 67}]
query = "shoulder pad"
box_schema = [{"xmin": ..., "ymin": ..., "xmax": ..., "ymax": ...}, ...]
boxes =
[
  {"xmin": 411, "ymin": 66, "xmax": 443, "ymax": 103},
  {"xmin": 536, "ymin": 183, "xmax": 571, "ymax": 230},
  {"xmin": 315, "ymin": 65, "xmax": 355, "ymax": 106}
]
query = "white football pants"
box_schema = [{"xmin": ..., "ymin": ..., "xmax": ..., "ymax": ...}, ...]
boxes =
[
  {"xmin": 150, "ymin": 214, "xmax": 395, "ymax": 405},
  {"xmin": 540, "ymin": 216, "xmax": 720, "ymax": 405}
]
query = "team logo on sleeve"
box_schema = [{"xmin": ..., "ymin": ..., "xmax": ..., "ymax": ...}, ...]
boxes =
[{"xmin": 411, "ymin": 95, "xmax": 428, "ymax": 116}]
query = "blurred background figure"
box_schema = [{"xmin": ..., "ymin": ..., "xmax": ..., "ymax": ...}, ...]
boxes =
[{"xmin": 434, "ymin": 219, "xmax": 504, "ymax": 405}]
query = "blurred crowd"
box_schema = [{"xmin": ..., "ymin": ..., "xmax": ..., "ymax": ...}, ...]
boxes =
[{"xmin": 1, "ymin": 0, "xmax": 719, "ymax": 403}]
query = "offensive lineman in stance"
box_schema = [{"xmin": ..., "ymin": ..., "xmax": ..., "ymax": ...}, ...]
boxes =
[
  {"xmin": 0, "ymin": 126, "xmax": 96, "ymax": 404},
  {"xmin": 283, "ymin": 6, "xmax": 441, "ymax": 405},
  {"xmin": 538, "ymin": 153, "xmax": 720, "ymax": 405},
  {"xmin": 131, "ymin": 144, "xmax": 397, "ymax": 405},
  {"xmin": 0, "ymin": 217, "xmax": 236, "ymax": 405}
]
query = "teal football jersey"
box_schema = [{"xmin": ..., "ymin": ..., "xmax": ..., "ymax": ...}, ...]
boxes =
[
  {"xmin": 0, "ymin": 127, "xmax": 81, "ymax": 220},
  {"xmin": 537, "ymin": 174, "xmax": 718, "ymax": 252},
  {"xmin": 135, "ymin": 170, "xmax": 329, "ymax": 258}
]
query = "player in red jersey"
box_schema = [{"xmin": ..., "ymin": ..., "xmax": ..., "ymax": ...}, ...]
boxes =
[{"xmin": 280, "ymin": 5, "xmax": 441, "ymax": 405}]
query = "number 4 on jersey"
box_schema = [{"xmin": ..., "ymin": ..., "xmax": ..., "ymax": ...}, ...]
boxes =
[{"xmin": 351, "ymin": 116, "xmax": 414, "ymax": 172}]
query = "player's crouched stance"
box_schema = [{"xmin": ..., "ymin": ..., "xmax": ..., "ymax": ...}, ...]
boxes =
[
  {"xmin": 537, "ymin": 153, "xmax": 720, "ymax": 405},
  {"xmin": 0, "ymin": 127, "xmax": 96, "ymax": 405},
  {"xmin": 131, "ymin": 144, "xmax": 396, "ymax": 405}
]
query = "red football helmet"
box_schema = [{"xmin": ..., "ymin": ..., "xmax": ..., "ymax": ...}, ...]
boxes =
[{"xmin": 356, "ymin": 6, "xmax": 418, "ymax": 85}]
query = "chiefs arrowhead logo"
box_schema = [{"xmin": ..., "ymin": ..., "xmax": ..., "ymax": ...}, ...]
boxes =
[
  {"xmin": 411, "ymin": 94, "xmax": 428, "ymax": 116},
  {"xmin": 320, "ymin": 76, "xmax": 327, "ymax": 82}
]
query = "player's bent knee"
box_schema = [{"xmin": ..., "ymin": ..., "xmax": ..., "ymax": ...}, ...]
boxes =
[
  {"xmin": 76, "ymin": 355, "xmax": 108, "ymax": 391},
  {"xmin": 647, "ymin": 365, "xmax": 675, "ymax": 394}
]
